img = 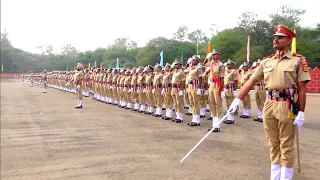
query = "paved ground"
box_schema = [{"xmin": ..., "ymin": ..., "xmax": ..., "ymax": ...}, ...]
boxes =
[{"xmin": 1, "ymin": 79, "xmax": 320, "ymax": 180}]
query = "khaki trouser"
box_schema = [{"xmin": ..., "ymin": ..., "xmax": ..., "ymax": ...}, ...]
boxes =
[
  {"xmin": 164, "ymin": 87, "xmax": 173, "ymax": 109},
  {"xmin": 124, "ymin": 88, "xmax": 131, "ymax": 103},
  {"xmin": 263, "ymin": 99, "xmax": 296, "ymax": 168},
  {"xmin": 112, "ymin": 86, "xmax": 118, "ymax": 102},
  {"xmin": 188, "ymin": 85, "xmax": 200, "ymax": 115},
  {"xmin": 76, "ymin": 86, "xmax": 83, "ymax": 100},
  {"xmin": 224, "ymin": 88, "xmax": 234, "ymax": 110},
  {"xmin": 171, "ymin": 88, "xmax": 183, "ymax": 113},
  {"xmin": 146, "ymin": 89, "xmax": 154, "ymax": 107},
  {"xmin": 138, "ymin": 90, "xmax": 146, "ymax": 105},
  {"xmin": 184, "ymin": 90, "xmax": 189, "ymax": 105},
  {"xmin": 200, "ymin": 93, "xmax": 207, "ymax": 108},
  {"xmin": 242, "ymin": 94, "xmax": 251, "ymax": 109},
  {"xmin": 208, "ymin": 86, "xmax": 222, "ymax": 117},
  {"xmin": 255, "ymin": 90, "xmax": 266, "ymax": 110}
]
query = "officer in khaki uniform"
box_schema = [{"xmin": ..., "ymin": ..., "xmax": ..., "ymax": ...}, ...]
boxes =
[
  {"xmin": 123, "ymin": 69, "xmax": 132, "ymax": 109},
  {"xmin": 67, "ymin": 63, "xmax": 85, "ymax": 108},
  {"xmin": 111, "ymin": 69, "xmax": 119, "ymax": 105},
  {"xmin": 162, "ymin": 63, "xmax": 173, "ymax": 120},
  {"xmin": 200, "ymin": 66, "xmax": 209, "ymax": 118},
  {"xmin": 223, "ymin": 59, "xmax": 238, "ymax": 124},
  {"xmin": 137, "ymin": 67, "xmax": 147, "ymax": 113},
  {"xmin": 229, "ymin": 25, "xmax": 311, "ymax": 180},
  {"xmin": 252, "ymin": 59, "xmax": 266, "ymax": 122},
  {"xmin": 240, "ymin": 62, "xmax": 252, "ymax": 118},
  {"xmin": 153, "ymin": 64, "xmax": 164, "ymax": 117},
  {"xmin": 130, "ymin": 67, "xmax": 139, "ymax": 110},
  {"xmin": 205, "ymin": 50, "xmax": 225, "ymax": 132},
  {"xmin": 171, "ymin": 60, "xmax": 186, "ymax": 123},
  {"xmin": 186, "ymin": 56, "xmax": 203, "ymax": 126},
  {"xmin": 145, "ymin": 65, "xmax": 155, "ymax": 115},
  {"xmin": 184, "ymin": 58, "xmax": 193, "ymax": 116},
  {"xmin": 42, "ymin": 70, "xmax": 47, "ymax": 93}
]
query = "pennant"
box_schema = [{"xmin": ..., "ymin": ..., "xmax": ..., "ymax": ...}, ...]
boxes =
[
  {"xmin": 100, "ymin": 61, "xmax": 103, "ymax": 69},
  {"xmin": 116, "ymin": 57, "xmax": 120, "ymax": 69},
  {"xmin": 291, "ymin": 29, "xmax": 296, "ymax": 54},
  {"xmin": 160, "ymin": 50, "xmax": 164, "ymax": 66},
  {"xmin": 207, "ymin": 42, "xmax": 211, "ymax": 54},
  {"xmin": 88, "ymin": 62, "xmax": 91, "ymax": 70},
  {"xmin": 94, "ymin": 61, "xmax": 97, "ymax": 68},
  {"xmin": 181, "ymin": 49, "xmax": 184, "ymax": 64}
]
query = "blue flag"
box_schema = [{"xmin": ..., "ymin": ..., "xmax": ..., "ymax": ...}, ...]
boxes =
[
  {"xmin": 116, "ymin": 57, "xmax": 120, "ymax": 69},
  {"xmin": 160, "ymin": 50, "xmax": 164, "ymax": 66}
]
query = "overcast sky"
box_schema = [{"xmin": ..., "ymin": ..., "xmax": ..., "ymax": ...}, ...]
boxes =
[{"xmin": 1, "ymin": 0, "xmax": 319, "ymax": 54}]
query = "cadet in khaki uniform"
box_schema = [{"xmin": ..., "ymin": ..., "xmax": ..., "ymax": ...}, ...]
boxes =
[
  {"xmin": 118, "ymin": 69, "xmax": 126, "ymax": 107},
  {"xmin": 153, "ymin": 64, "xmax": 164, "ymax": 117},
  {"xmin": 106, "ymin": 69, "xmax": 113, "ymax": 104},
  {"xmin": 137, "ymin": 67, "xmax": 147, "ymax": 113},
  {"xmin": 67, "ymin": 63, "xmax": 85, "ymax": 108},
  {"xmin": 123, "ymin": 69, "xmax": 132, "ymax": 109},
  {"xmin": 205, "ymin": 50, "xmax": 225, "ymax": 132},
  {"xmin": 184, "ymin": 58, "xmax": 193, "ymax": 116},
  {"xmin": 130, "ymin": 67, "xmax": 139, "ymax": 111},
  {"xmin": 42, "ymin": 70, "xmax": 47, "ymax": 93},
  {"xmin": 162, "ymin": 63, "xmax": 173, "ymax": 120},
  {"xmin": 111, "ymin": 69, "xmax": 119, "ymax": 105},
  {"xmin": 186, "ymin": 56, "xmax": 203, "ymax": 126},
  {"xmin": 223, "ymin": 59, "xmax": 238, "ymax": 124},
  {"xmin": 171, "ymin": 60, "xmax": 186, "ymax": 123},
  {"xmin": 240, "ymin": 62, "xmax": 252, "ymax": 118},
  {"xmin": 200, "ymin": 66, "xmax": 209, "ymax": 118},
  {"xmin": 83, "ymin": 69, "xmax": 90, "ymax": 97},
  {"xmin": 30, "ymin": 71, "xmax": 34, "ymax": 87},
  {"xmin": 229, "ymin": 25, "xmax": 311, "ymax": 180},
  {"xmin": 252, "ymin": 59, "xmax": 266, "ymax": 122},
  {"xmin": 145, "ymin": 65, "xmax": 155, "ymax": 115}
]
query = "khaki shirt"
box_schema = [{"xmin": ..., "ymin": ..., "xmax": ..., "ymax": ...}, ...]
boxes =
[
  {"xmin": 74, "ymin": 71, "xmax": 84, "ymax": 86},
  {"xmin": 112, "ymin": 74, "xmax": 118, "ymax": 85},
  {"xmin": 145, "ymin": 72, "xmax": 154, "ymax": 90},
  {"xmin": 171, "ymin": 68, "xmax": 186, "ymax": 85},
  {"xmin": 241, "ymin": 70, "xmax": 252, "ymax": 86},
  {"xmin": 251, "ymin": 52, "xmax": 311, "ymax": 90},
  {"xmin": 162, "ymin": 71, "xmax": 172, "ymax": 84},
  {"xmin": 224, "ymin": 69, "xmax": 238, "ymax": 85},
  {"xmin": 153, "ymin": 72, "xmax": 163, "ymax": 85},
  {"xmin": 207, "ymin": 60, "xmax": 225, "ymax": 84},
  {"xmin": 188, "ymin": 65, "xmax": 203, "ymax": 84},
  {"xmin": 124, "ymin": 75, "xmax": 132, "ymax": 86}
]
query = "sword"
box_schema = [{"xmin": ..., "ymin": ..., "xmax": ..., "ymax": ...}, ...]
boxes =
[{"xmin": 180, "ymin": 112, "xmax": 230, "ymax": 163}]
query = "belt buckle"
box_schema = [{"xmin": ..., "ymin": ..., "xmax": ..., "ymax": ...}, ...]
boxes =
[{"xmin": 272, "ymin": 90, "xmax": 279, "ymax": 98}]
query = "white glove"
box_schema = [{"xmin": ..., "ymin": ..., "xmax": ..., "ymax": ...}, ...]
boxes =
[
  {"xmin": 196, "ymin": 89, "xmax": 202, "ymax": 95},
  {"xmin": 184, "ymin": 69, "xmax": 189, "ymax": 73},
  {"xmin": 221, "ymin": 91, "xmax": 225, "ymax": 98},
  {"xmin": 161, "ymin": 88, "xmax": 165, "ymax": 95},
  {"xmin": 204, "ymin": 90, "xmax": 208, "ymax": 95},
  {"xmin": 128, "ymin": 88, "xmax": 132, "ymax": 93},
  {"xmin": 233, "ymin": 90, "xmax": 237, "ymax": 97},
  {"xmin": 228, "ymin": 98, "xmax": 241, "ymax": 113},
  {"xmin": 248, "ymin": 90, "xmax": 252, "ymax": 96},
  {"xmin": 179, "ymin": 90, "xmax": 184, "ymax": 96},
  {"xmin": 110, "ymin": 86, "xmax": 112, "ymax": 89},
  {"xmin": 77, "ymin": 85, "xmax": 80, "ymax": 90},
  {"xmin": 293, "ymin": 111, "xmax": 304, "ymax": 131},
  {"xmin": 66, "ymin": 82, "xmax": 70, "ymax": 87},
  {"xmin": 143, "ymin": 88, "xmax": 146, "ymax": 93},
  {"xmin": 205, "ymin": 67, "xmax": 210, "ymax": 72},
  {"xmin": 152, "ymin": 89, "xmax": 155, "ymax": 94}
]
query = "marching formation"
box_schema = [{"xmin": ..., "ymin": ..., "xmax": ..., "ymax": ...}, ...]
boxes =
[{"xmin": 24, "ymin": 25, "xmax": 311, "ymax": 180}]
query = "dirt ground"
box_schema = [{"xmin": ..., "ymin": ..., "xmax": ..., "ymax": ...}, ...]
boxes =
[{"xmin": 1, "ymin": 79, "xmax": 319, "ymax": 180}]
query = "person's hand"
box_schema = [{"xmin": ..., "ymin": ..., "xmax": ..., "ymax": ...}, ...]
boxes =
[
  {"xmin": 179, "ymin": 90, "xmax": 184, "ymax": 96},
  {"xmin": 221, "ymin": 91, "xmax": 225, "ymax": 98},
  {"xmin": 196, "ymin": 89, "xmax": 202, "ymax": 95},
  {"xmin": 293, "ymin": 111, "xmax": 305, "ymax": 131},
  {"xmin": 228, "ymin": 98, "xmax": 241, "ymax": 113}
]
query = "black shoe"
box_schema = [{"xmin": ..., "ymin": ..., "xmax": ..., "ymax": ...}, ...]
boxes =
[
  {"xmin": 184, "ymin": 106, "xmax": 189, "ymax": 109},
  {"xmin": 223, "ymin": 119, "xmax": 227, "ymax": 123},
  {"xmin": 253, "ymin": 118, "xmax": 260, "ymax": 121},
  {"xmin": 154, "ymin": 114, "xmax": 161, "ymax": 117},
  {"xmin": 176, "ymin": 119, "xmax": 183, "ymax": 123},
  {"xmin": 200, "ymin": 115, "xmax": 206, "ymax": 118},
  {"xmin": 207, "ymin": 117, "xmax": 212, "ymax": 120},
  {"xmin": 185, "ymin": 112, "xmax": 192, "ymax": 116},
  {"xmin": 187, "ymin": 122, "xmax": 200, "ymax": 126},
  {"xmin": 208, "ymin": 127, "xmax": 220, "ymax": 132},
  {"xmin": 226, "ymin": 120, "xmax": 234, "ymax": 124},
  {"xmin": 162, "ymin": 108, "xmax": 166, "ymax": 110},
  {"xmin": 258, "ymin": 118, "xmax": 263, "ymax": 122},
  {"xmin": 165, "ymin": 117, "xmax": 172, "ymax": 120},
  {"xmin": 75, "ymin": 105, "xmax": 82, "ymax": 109},
  {"xmin": 206, "ymin": 109, "xmax": 210, "ymax": 112}
]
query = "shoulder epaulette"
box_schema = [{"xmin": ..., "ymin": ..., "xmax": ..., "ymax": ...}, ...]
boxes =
[{"xmin": 292, "ymin": 53, "xmax": 304, "ymax": 57}]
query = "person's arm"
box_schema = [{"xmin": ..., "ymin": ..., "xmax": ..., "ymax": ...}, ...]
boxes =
[{"xmin": 297, "ymin": 81, "xmax": 307, "ymax": 112}]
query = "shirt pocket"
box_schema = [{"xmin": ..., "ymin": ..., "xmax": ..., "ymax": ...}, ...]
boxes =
[
  {"xmin": 282, "ymin": 66, "xmax": 296, "ymax": 85},
  {"xmin": 263, "ymin": 67, "xmax": 274, "ymax": 83}
]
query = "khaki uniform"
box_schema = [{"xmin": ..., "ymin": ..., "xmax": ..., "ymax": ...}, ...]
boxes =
[
  {"xmin": 187, "ymin": 65, "xmax": 203, "ymax": 124},
  {"xmin": 153, "ymin": 72, "xmax": 163, "ymax": 115},
  {"xmin": 253, "ymin": 66, "xmax": 266, "ymax": 121},
  {"xmin": 251, "ymin": 51, "xmax": 311, "ymax": 168},
  {"xmin": 240, "ymin": 70, "xmax": 252, "ymax": 116},
  {"xmin": 207, "ymin": 60, "xmax": 225, "ymax": 128},
  {"xmin": 42, "ymin": 73, "xmax": 47, "ymax": 92},
  {"xmin": 162, "ymin": 71, "xmax": 173, "ymax": 118},
  {"xmin": 112, "ymin": 74, "xmax": 119, "ymax": 104},
  {"xmin": 224, "ymin": 68, "xmax": 238, "ymax": 121},
  {"xmin": 124, "ymin": 74, "xmax": 132, "ymax": 108},
  {"xmin": 74, "ymin": 70, "xmax": 84, "ymax": 101},
  {"xmin": 137, "ymin": 73, "xmax": 146, "ymax": 112},
  {"xmin": 200, "ymin": 73, "xmax": 208, "ymax": 117},
  {"xmin": 171, "ymin": 68, "xmax": 186, "ymax": 121},
  {"xmin": 131, "ymin": 73, "xmax": 139, "ymax": 110},
  {"xmin": 145, "ymin": 72, "xmax": 155, "ymax": 113}
]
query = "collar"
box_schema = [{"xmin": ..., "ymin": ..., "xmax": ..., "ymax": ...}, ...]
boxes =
[{"xmin": 276, "ymin": 50, "xmax": 292, "ymax": 60}]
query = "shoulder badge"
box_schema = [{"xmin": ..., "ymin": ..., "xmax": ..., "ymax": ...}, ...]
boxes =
[{"xmin": 293, "ymin": 53, "xmax": 308, "ymax": 72}]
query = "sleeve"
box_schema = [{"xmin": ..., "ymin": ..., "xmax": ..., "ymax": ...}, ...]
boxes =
[
  {"xmin": 297, "ymin": 58, "xmax": 311, "ymax": 83},
  {"xmin": 251, "ymin": 62, "xmax": 264, "ymax": 82},
  {"xmin": 197, "ymin": 68, "xmax": 203, "ymax": 77},
  {"xmin": 181, "ymin": 72, "xmax": 186, "ymax": 81},
  {"xmin": 233, "ymin": 71, "xmax": 238, "ymax": 81},
  {"xmin": 219, "ymin": 65, "xmax": 225, "ymax": 77}
]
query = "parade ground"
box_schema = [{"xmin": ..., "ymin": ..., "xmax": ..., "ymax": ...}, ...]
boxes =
[{"xmin": 1, "ymin": 79, "xmax": 319, "ymax": 180}]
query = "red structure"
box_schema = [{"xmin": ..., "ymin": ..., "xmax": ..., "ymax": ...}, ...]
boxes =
[{"xmin": 1, "ymin": 69, "xmax": 320, "ymax": 93}]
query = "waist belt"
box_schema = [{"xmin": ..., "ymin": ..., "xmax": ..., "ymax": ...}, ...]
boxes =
[{"xmin": 267, "ymin": 89, "xmax": 296, "ymax": 101}]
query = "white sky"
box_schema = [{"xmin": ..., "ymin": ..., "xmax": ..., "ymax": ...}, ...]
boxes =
[{"xmin": 1, "ymin": 0, "xmax": 319, "ymax": 54}]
